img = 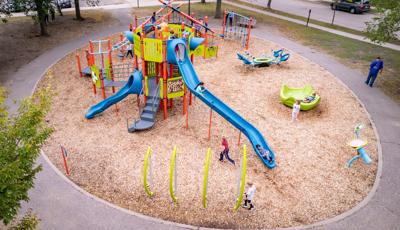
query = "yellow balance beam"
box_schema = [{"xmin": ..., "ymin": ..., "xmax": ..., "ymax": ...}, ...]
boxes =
[
  {"xmin": 143, "ymin": 147, "xmax": 154, "ymax": 197},
  {"xmin": 202, "ymin": 148, "xmax": 211, "ymax": 208},
  {"xmin": 169, "ymin": 145, "xmax": 178, "ymax": 203},
  {"xmin": 233, "ymin": 145, "xmax": 247, "ymax": 211}
]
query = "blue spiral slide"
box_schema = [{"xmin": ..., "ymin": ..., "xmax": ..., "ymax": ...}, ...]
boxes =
[
  {"xmin": 85, "ymin": 70, "xmax": 143, "ymax": 119},
  {"xmin": 167, "ymin": 39, "xmax": 276, "ymax": 169}
]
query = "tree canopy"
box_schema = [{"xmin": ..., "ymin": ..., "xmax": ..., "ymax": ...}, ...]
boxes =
[
  {"xmin": 366, "ymin": 0, "xmax": 400, "ymax": 43},
  {"xmin": 0, "ymin": 87, "xmax": 53, "ymax": 225}
]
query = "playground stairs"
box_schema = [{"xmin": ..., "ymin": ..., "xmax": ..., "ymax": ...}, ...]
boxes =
[{"xmin": 128, "ymin": 77, "xmax": 160, "ymax": 132}]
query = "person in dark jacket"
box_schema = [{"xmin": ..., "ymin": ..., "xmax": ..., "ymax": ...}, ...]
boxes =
[{"xmin": 365, "ymin": 57, "xmax": 384, "ymax": 87}]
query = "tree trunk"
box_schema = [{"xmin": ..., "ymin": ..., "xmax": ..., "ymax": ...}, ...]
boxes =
[
  {"xmin": 201, "ymin": 0, "xmax": 206, "ymax": 3},
  {"xmin": 267, "ymin": 0, "xmax": 272, "ymax": 9},
  {"xmin": 74, "ymin": 0, "xmax": 84, "ymax": 20},
  {"xmin": 215, "ymin": 0, "xmax": 222, "ymax": 18},
  {"xmin": 34, "ymin": 0, "xmax": 49, "ymax": 36}
]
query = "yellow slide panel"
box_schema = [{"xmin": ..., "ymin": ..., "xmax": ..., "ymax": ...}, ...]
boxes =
[{"xmin": 233, "ymin": 145, "xmax": 247, "ymax": 211}]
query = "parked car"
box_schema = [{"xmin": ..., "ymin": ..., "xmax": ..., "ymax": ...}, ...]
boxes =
[
  {"xmin": 57, "ymin": 0, "xmax": 72, "ymax": 9},
  {"xmin": 330, "ymin": 0, "xmax": 371, "ymax": 14}
]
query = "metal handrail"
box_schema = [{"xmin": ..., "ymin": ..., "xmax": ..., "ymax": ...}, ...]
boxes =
[
  {"xmin": 151, "ymin": 82, "xmax": 161, "ymax": 112},
  {"xmin": 138, "ymin": 86, "xmax": 145, "ymax": 118}
]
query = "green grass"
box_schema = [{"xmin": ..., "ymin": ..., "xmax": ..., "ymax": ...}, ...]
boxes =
[
  {"xmin": 133, "ymin": 2, "xmax": 400, "ymax": 103},
  {"xmin": 229, "ymin": 0, "xmax": 400, "ymax": 45}
]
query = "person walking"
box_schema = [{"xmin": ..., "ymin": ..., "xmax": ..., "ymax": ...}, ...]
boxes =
[
  {"xmin": 243, "ymin": 182, "xmax": 256, "ymax": 210},
  {"xmin": 126, "ymin": 42, "xmax": 133, "ymax": 58},
  {"xmin": 365, "ymin": 57, "xmax": 384, "ymax": 87},
  {"xmin": 219, "ymin": 137, "xmax": 235, "ymax": 165}
]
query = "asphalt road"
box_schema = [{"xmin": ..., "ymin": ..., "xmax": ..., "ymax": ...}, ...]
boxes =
[{"xmin": 240, "ymin": 0, "xmax": 375, "ymax": 31}]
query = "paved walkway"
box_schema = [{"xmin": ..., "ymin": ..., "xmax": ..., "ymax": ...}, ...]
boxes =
[
  {"xmin": 226, "ymin": 1, "xmax": 400, "ymax": 52},
  {"xmin": 5, "ymin": 6, "xmax": 400, "ymax": 230}
]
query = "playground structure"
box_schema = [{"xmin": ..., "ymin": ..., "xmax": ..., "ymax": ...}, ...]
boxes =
[
  {"xmin": 143, "ymin": 145, "xmax": 247, "ymax": 211},
  {"xmin": 347, "ymin": 124, "xmax": 372, "ymax": 167},
  {"xmin": 75, "ymin": 0, "xmax": 277, "ymax": 169},
  {"xmin": 280, "ymin": 85, "xmax": 321, "ymax": 111},
  {"xmin": 237, "ymin": 49, "xmax": 290, "ymax": 67},
  {"xmin": 220, "ymin": 10, "xmax": 255, "ymax": 50},
  {"xmin": 77, "ymin": 0, "xmax": 219, "ymax": 131}
]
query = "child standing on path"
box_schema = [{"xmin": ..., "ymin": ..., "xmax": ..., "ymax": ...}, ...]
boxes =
[
  {"xmin": 292, "ymin": 100, "xmax": 301, "ymax": 122},
  {"xmin": 243, "ymin": 182, "xmax": 256, "ymax": 210},
  {"xmin": 219, "ymin": 137, "xmax": 235, "ymax": 165}
]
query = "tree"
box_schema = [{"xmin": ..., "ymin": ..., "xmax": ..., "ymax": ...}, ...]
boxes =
[
  {"xmin": 74, "ymin": 0, "xmax": 100, "ymax": 21},
  {"xmin": 0, "ymin": 0, "xmax": 13, "ymax": 22},
  {"xmin": 0, "ymin": 87, "xmax": 53, "ymax": 226},
  {"xmin": 215, "ymin": 0, "xmax": 222, "ymax": 18},
  {"xmin": 73, "ymin": 0, "xmax": 83, "ymax": 20},
  {"xmin": 33, "ymin": 0, "xmax": 52, "ymax": 36},
  {"xmin": 366, "ymin": 0, "xmax": 400, "ymax": 43},
  {"xmin": 267, "ymin": 0, "xmax": 272, "ymax": 9},
  {"xmin": 201, "ymin": 0, "xmax": 206, "ymax": 3}
]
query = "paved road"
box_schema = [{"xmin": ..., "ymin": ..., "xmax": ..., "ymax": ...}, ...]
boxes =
[
  {"xmin": 5, "ymin": 5, "xmax": 400, "ymax": 230},
  {"xmin": 241, "ymin": 0, "xmax": 375, "ymax": 31}
]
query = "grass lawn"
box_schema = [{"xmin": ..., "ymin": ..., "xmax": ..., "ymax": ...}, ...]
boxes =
[
  {"xmin": 135, "ymin": 2, "xmax": 399, "ymax": 103},
  {"xmin": 230, "ymin": 0, "xmax": 400, "ymax": 45},
  {"xmin": 0, "ymin": 10, "xmax": 118, "ymax": 86}
]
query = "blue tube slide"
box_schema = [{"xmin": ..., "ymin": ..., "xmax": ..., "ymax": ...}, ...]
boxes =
[
  {"xmin": 167, "ymin": 39, "xmax": 276, "ymax": 169},
  {"xmin": 85, "ymin": 70, "xmax": 143, "ymax": 119}
]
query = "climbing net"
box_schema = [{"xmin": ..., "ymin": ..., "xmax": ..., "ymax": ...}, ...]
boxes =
[{"xmin": 221, "ymin": 11, "xmax": 255, "ymax": 49}]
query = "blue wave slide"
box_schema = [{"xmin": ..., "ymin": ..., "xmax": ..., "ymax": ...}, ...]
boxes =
[
  {"xmin": 167, "ymin": 39, "xmax": 276, "ymax": 169},
  {"xmin": 85, "ymin": 70, "xmax": 143, "ymax": 119}
]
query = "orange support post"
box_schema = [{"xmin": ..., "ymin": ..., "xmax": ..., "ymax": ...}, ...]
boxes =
[
  {"xmin": 85, "ymin": 50, "xmax": 91, "ymax": 66},
  {"xmin": 99, "ymin": 69, "xmax": 106, "ymax": 99},
  {"xmin": 76, "ymin": 54, "xmax": 83, "ymax": 78},
  {"xmin": 185, "ymin": 102, "xmax": 189, "ymax": 129},
  {"xmin": 237, "ymin": 131, "xmax": 241, "ymax": 146},
  {"xmin": 191, "ymin": 26, "xmax": 195, "ymax": 63},
  {"xmin": 119, "ymin": 33, "xmax": 125, "ymax": 61},
  {"xmin": 135, "ymin": 15, "xmax": 138, "ymax": 28},
  {"xmin": 245, "ymin": 17, "xmax": 253, "ymax": 50},
  {"xmin": 89, "ymin": 41, "xmax": 94, "ymax": 67},
  {"xmin": 208, "ymin": 109, "xmax": 213, "ymax": 141},
  {"xmin": 221, "ymin": 9, "xmax": 227, "ymax": 38},
  {"xmin": 101, "ymin": 53, "xmax": 105, "ymax": 70},
  {"xmin": 189, "ymin": 92, "xmax": 192, "ymax": 105},
  {"xmin": 162, "ymin": 33, "xmax": 168, "ymax": 120},
  {"xmin": 181, "ymin": 21, "xmax": 185, "ymax": 38},
  {"xmin": 107, "ymin": 40, "xmax": 116, "ymax": 94},
  {"xmin": 92, "ymin": 84, "xmax": 97, "ymax": 96},
  {"xmin": 89, "ymin": 40, "xmax": 94, "ymax": 53},
  {"xmin": 140, "ymin": 25, "xmax": 147, "ymax": 104},
  {"xmin": 183, "ymin": 85, "xmax": 187, "ymax": 115},
  {"xmin": 60, "ymin": 146, "xmax": 70, "ymax": 176},
  {"xmin": 203, "ymin": 32, "xmax": 208, "ymax": 59}
]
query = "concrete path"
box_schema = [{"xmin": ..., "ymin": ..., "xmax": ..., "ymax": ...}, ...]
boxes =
[
  {"xmin": 5, "ymin": 6, "xmax": 400, "ymax": 230},
  {"xmin": 240, "ymin": 0, "xmax": 374, "ymax": 31},
  {"xmin": 226, "ymin": 1, "xmax": 400, "ymax": 52}
]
